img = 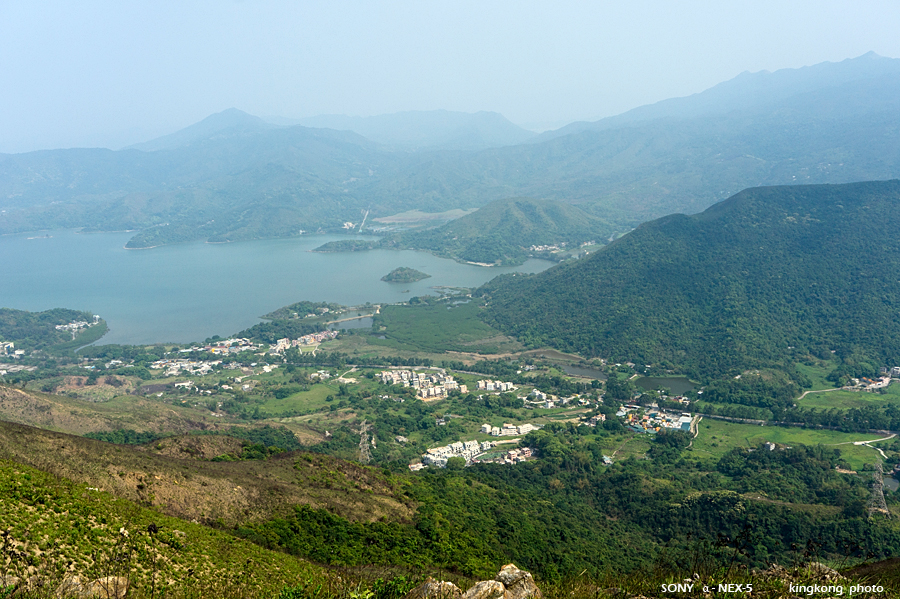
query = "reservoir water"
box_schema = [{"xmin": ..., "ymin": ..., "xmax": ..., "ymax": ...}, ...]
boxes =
[
  {"xmin": 1, "ymin": 230, "xmax": 552, "ymax": 345},
  {"xmin": 560, "ymin": 365, "xmax": 607, "ymax": 380}
]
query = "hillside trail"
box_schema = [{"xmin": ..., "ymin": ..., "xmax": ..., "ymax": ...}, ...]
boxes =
[
  {"xmin": 796, "ymin": 387, "xmax": 840, "ymax": 400},
  {"xmin": 830, "ymin": 433, "xmax": 896, "ymax": 459}
]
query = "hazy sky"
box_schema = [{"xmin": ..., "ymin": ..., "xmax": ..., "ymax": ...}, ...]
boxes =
[{"xmin": 2, "ymin": 1, "xmax": 898, "ymax": 153}]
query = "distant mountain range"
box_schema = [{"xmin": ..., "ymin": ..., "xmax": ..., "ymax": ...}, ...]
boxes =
[
  {"xmin": 2, "ymin": 52, "xmax": 899, "ymax": 248},
  {"xmin": 284, "ymin": 110, "xmax": 537, "ymax": 151},
  {"xmin": 480, "ymin": 180, "xmax": 900, "ymax": 377}
]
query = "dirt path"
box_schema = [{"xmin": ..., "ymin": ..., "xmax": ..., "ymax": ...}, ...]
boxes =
[
  {"xmin": 831, "ymin": 433, "xmax": 896, "ymax": 459},
  {"xmin": 796, "ymin": 387, "xmax": 840, "ymax": 400},
  {"xmin": 611, "ymin": 437, "xmax": 634, "ymax": 458}
]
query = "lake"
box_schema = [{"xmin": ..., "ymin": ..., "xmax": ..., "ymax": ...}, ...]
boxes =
[
  {"xmin": 1, "ymin": 230, "xmax": 552, "ymax": 345},
  {"xmin": 560, "ymin": 364, "xmax": 607, "ymax": 380}
]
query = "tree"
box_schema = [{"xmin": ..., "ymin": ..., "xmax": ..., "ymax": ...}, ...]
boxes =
[{"xmin": 446, "ymin": 456, "xmax": 465, "ymax": 470}]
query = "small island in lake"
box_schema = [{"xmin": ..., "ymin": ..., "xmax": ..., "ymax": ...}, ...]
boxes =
[{"xmin": 381, "ymin": 267, "xmax": 431, "ymax": 283}]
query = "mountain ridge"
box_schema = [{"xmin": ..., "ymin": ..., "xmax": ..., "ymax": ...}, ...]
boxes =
[
  {"xmin": 480, "ymin": 180, "xmax": 900, "ymax": 377},
  {"xmin": 3, "ymin": 54, "xmax": 900, "ymax": 247}
]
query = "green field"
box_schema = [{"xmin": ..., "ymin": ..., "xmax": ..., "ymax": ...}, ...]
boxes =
[
  {"xmin": 372, "ymin": 300, "xmax": 523, "ymax": 354},
  {"xmin": 797, "ymin": 386, "xmax": 900, "ymax": 410},
  {"xmin": 690, "ymin": 418, "xmax": 895, "ymax": 470},
  {"xmin": 793, "ymin": 360, "xmax": 837, "ymax": 391}
]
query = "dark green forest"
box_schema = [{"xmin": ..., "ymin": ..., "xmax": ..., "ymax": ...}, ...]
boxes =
[
  {"xmin": 239, "ymin": 426, "xmax": 897, "ymax": 580},
  {"xmin": 481, "ymin": 181, "xmax": 900, "ymax": 378}
]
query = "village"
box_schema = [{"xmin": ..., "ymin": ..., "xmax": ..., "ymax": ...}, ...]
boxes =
[
  {"xmin": 53, "ymin": 315, "xmax": 102, "ymax": 338},
  {"xmin": 377, "ymin": 369, "xmax": 468, "ymax": 399},
  {"xmin": 369, "ymin": 366, "xmax": 709, "ymax": 470},
  {"xmin": 616, "ymin": 405, "xmax": 695, "ymax": 434}
]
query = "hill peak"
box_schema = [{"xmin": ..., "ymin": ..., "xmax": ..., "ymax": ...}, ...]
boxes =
[{"xmin": 128, "ymin": 108, "xmax": 278, "ymax": 152}]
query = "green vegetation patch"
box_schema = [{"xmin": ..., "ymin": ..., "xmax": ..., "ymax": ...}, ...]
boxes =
[
  {"xmin": 391, "ymin": 198, "xmax": 606, "ymax": 266},
  {"xmin": 0, "ymin": 459, "xmax": 328, "ymax": 597},
  {"xmin": 381, "ymin": 267, "xmax": 431, "ymax": 283},
  {"xmin": 0, "ymin": 307, "xmax": 105, "ymax": 354},
  {"xmin": 372, "ymin": 299, "xmax": 521, "ymax": 354},
  {"xmin": 690, "ymin": 418, "xmax": 892, "ymax": 470},
  {"xmin": 312, "ymin": 239, "xmax": 380, "ymax": 253}
]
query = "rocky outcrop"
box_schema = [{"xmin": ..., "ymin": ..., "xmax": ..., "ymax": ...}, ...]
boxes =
[
  {"xmin": 462, "ymin": 580, "xmax": 507, "ymax": 599},
  {"xmin": 404, "ymin": 577, "xmax": 464, "ymax": 599},
  {"xmin": 85, "ymin": 576, "xmax": 129, "ymax": 599},
  {"xmin": 495, "ymin": 564, "xmax": 542, "ymax": 599},
  {"xmin": 404, "ymin": 565, "xmax": 542, "ymax": 599}
]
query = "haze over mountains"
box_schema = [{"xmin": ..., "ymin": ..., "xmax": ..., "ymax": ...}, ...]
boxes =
[{"xmin": 1, "ymin": 52, "xmax": 899, "ymax": 248}]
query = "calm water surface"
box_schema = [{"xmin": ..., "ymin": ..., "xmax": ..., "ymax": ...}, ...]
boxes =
[{"xmin": 1, "ymin": 230, "xmax": 551, "ymax": 345}]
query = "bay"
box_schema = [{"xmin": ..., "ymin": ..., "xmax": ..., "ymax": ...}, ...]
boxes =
[{"xmin": 0, "ymin": 230, "xmax": 552, "ymax": 345}]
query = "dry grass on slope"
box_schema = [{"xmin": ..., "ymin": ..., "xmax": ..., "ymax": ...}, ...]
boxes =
[
  {"xmin": 0, "ymin": 385, "xmax": 212, "ymax": 436},
  {"xmin": 0, "ymin": 420, "xmax": 414, "ymax": 528}
]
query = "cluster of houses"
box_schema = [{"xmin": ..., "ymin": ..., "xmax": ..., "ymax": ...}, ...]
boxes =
[
  {"xmin": 150, "ymin": 358, "xmax": 223, "ymax": 377},
  {"xmin": 418, "ymin": 439, "xmax": 495, "ymax": 468},
  {"xmin": 480, "ymin": 446, "xmax": 533, "ymax": 465},
  {"xmin": 481, "ymin": 422, "xmax": 541, "ymax": 437},
  {"xmin": 207, "ymin": 338, "xmax": 260, "ymax": 355},
  {"xmin": 0, "ymin": 361, "xmax": 35, "ymax": 375},
  {"xmin": 0, "ymin": 342, "xmax": 24, "ymax": 359},
  {"xmin": 270, "ymin": 330, "xmax": 339, "ymax": 353},
  {"xmin": 856, "ymin": 375, "xmax": 892, "ymax": 391},
  {"xmin": 476, "ymin": 379, "xmax": 516, "ymax": 392},
  {"xmin": 54, "ymin": 315, "xmax": 101, "ymax": 336},
  {"xmin": 528, "ymin": 243, "xmax": 565, "ymax": 252},
  {"xmin": 616, "ymin": 405, "xmax": 693, "ymax": 433},
  {"xmin": 584, "ymin": 413, "xmax": 607, "ymax": 427},
  {"xmin": 377, "ymin": 369, "xmax": 468, "ymax": 399},
  {"xmin": 524, "ymin": 389, "xmax": 559, "ymax": 408}
]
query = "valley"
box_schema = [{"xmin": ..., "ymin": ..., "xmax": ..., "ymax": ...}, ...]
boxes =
[
  {"xmin": 5, "ymin": 52, "xmax": 900, "ymax": 598},
  {"xmin": 4, "ymin": 221, "xmax": 900, "ymax": 590}
]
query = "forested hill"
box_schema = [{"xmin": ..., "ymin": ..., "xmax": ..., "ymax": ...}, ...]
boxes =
[
  {"xmin": 391, "ymin": 198, "xmax": 605, "ymax": 265},
  {"xmin": 480, "ymin": 180, "xmax": 900, "ymax": 377}
]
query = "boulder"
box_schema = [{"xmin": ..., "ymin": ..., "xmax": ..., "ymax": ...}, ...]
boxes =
[
  {"xmin": 56, "ymin": 576, "xmax": 88, "ymax": 598},
  {"xmin": 495, "ymin": 564, "xmax": 542, "ymax": 599},
  {"xmin": 404, "ymin": 577, "xmax": 463, "ymax": 599},
  {"xmin": 0, "ymin": 576, "xmax": 20, "ymax": 590},
  {"xmin": 804, "ymin": 562, "xmax": 845, "ymax": 583},
  {"xmin": 11, "ymin": 575, "xmax": 48, "ymax": 597},
  {"xmin": 462, "ymin": 580, "xmax": 508, "ymax": 599},
  {"xmin": 87, "ymin": 576, "xmax": 129, "ymax": 599}
]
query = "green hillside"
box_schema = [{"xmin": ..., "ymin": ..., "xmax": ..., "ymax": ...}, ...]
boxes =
[
  {"xmin": 390, "ymin": 198, "xmax": 604, "ymax": 265},
  {"xmin": 0, "ymin": 308, "xmax": 107, "ymax": 354},
  {"xmin": 0, "ymin": 457, "xmax": 332, "ymax": 598},
  {"xmin": 480, "ymin": 181, "xmax": 900, "ymax": 377}
]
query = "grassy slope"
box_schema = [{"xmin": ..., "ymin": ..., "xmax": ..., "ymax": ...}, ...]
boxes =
[
  {"xmin": 0, "ymin": 385, "xmax": 216, "ymax": 436},
  {"xmin": 0, "ymin": 458, "xmax": 332, "ymax": 598},
  {"xmin": 0, "ymin": 420, "xmax": 413, "ymax": 528}
]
